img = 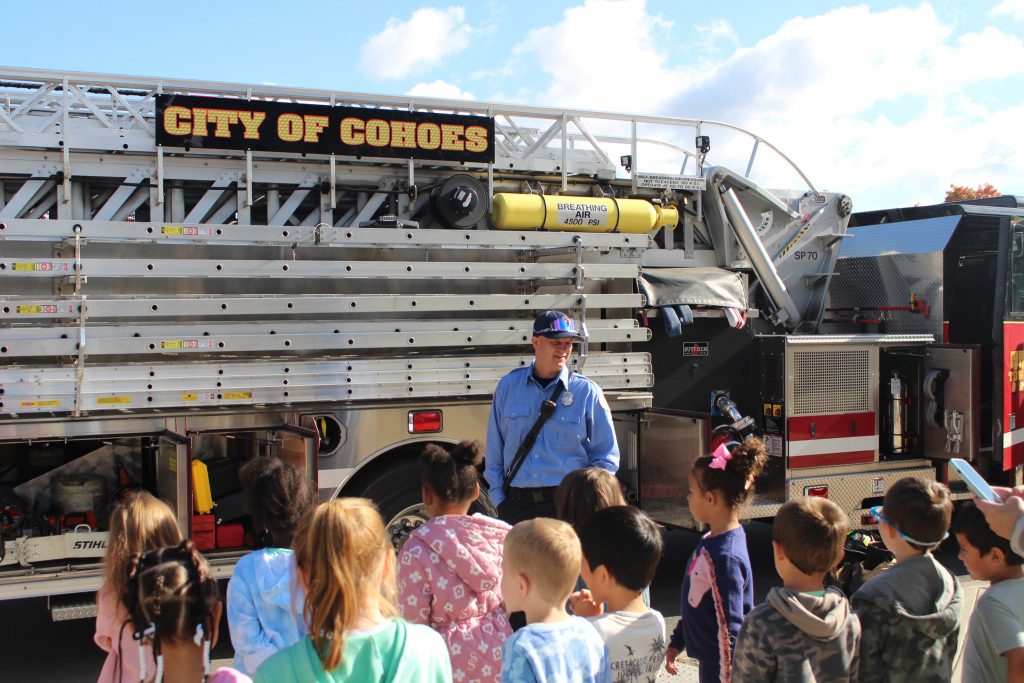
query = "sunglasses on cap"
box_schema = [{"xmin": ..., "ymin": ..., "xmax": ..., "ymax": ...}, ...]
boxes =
[
  {"xmin": 546, "ymin": 316, "xmax": 578, "ymax": 333},
  {"xmin": 533, "ymin": 312, "xmax": 583, "ymax": 338},
  {"xmin": 869, "ymin": 505, "xmax": 948, "ymax": 548}
]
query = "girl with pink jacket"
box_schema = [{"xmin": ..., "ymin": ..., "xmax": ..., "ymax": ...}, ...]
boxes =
[{"xmin": 397, "ymin": 441, "xmax": 512, "ymax": 683}]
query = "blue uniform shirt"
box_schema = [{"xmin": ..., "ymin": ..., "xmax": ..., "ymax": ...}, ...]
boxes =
[{"xmin": 484, "ymin": 363, "xmax": 619, "ymax": 507}]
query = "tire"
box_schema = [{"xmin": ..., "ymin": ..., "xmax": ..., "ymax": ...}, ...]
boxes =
[
  {"xmin": 347, "ymin": 456, "xmax": 498, "ymax": 550},
  {"xmin": 349, "ymin": 459, "xmax": 426, "ymax": 551}
]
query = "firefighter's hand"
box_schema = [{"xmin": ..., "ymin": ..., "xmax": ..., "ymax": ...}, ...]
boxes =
[
  {"xmin": 977, "ymin": 492, "xmax": 1024, "ymax": 541},
  {"xmin": 569, "ymin": 589, "xmax": 602, "ymax": 617},
  {"xmin": 665, "ymin": 646, "xmax": 681, "ymax": 675}
]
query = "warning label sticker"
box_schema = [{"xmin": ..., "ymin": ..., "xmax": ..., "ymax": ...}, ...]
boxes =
[
  {"xmin": 16, "ymin": 304, "xmax": 71, "ymax": 315},
  {"xmin": 97, "ymin": 396, "xmax": 131, "ymax": 405},
  {"xmin": 19, "ymin": 399, "xmax": 62, "ymax": 408},
  {"xmin": 223, "ymin": 392, "xmax": 253, "ymax": 400},
  {"xmin": 635, "ymin": 173, "xmax": 706, "ymax": 191},
  {"xmin": 13, "ymin": 261, "xmax": 70, "ymax": 272},
  {"xmin": 554, "ymin": 201, "xmax": 610, "ymax": 228},
  {"xmin": 162, "ymin": 339, "xmax": 215, "ymax": 350},
  {"xmin": 162, "ymin": 226, "xmax": 212, "ymax": 237}
]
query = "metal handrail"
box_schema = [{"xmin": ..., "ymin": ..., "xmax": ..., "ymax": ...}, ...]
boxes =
[{"xmin": 0, "ymin": 66, "xmax": 816, "ymax": 192}]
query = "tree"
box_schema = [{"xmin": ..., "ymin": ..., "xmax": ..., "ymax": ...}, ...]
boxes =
[{"xmin": 945, "ymin": 183, "xmax": 1001, "ymax": 202}]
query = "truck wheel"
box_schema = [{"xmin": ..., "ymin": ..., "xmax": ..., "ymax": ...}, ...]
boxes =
[{"xmin": 348, "ymin": 459, "xmax": 426, "ymax": 552}]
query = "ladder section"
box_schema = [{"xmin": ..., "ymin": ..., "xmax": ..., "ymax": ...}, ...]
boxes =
[
  {"xmin": 0, "ymin": 67, "xmax": 817, "ymax": 229},
  {"xmin": 0, "ymin": 219, "xmax": 651, "ymax": 416}
]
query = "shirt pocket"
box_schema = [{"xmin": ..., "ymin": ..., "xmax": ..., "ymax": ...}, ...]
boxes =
[
  {"xmin": 505, "ymin": 401, "xmax": 535, "ymax": 447},
  {"xmin": 552, "ymin": 406, "xmax": 585, "ymax": 447}
]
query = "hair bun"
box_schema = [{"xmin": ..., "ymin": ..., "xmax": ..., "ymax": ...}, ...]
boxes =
[
  {"xmin": 727, "ymin": 437, "xmax": 769, "ymax": 481},
  {"xmin": 450, "ymin": 440, "xmax": 484, "ymax": 469}
]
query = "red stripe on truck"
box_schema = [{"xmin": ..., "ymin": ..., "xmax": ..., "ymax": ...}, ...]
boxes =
[
  {"xmin": 788, "ymin": 412, "xmax": 876, "ymax": 441},
  {"xmin": 788, "ymin": 450, "xmax": 875, "ymax": 469}
]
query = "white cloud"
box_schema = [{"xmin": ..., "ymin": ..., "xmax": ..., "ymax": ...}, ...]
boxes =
[
  {"xmin": 691, "ymin": 19, "xmax": 740, "ymax": 62},
  {"xmin": 406, "ymin": 80, "xmax": 476, "ymax": 100},
  {"xmin": 666, "ymin": 4, "xmax": 1024, "ymax": 207},
  {"xmin": 359, "ymin": 7, "xmax": 472, "ymax": 80},
  {"xmin": 503, "ymin": 2, "xmax": 1024, "ymax": 208},
  {"xmin": 512, "ymin": 0, "xmax": 690, "ymax": 113},
  {"xmin": 991, "ymin": 0, "xmax": 1024, "ymax": 20}
]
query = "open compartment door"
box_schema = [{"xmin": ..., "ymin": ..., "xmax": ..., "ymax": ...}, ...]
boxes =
[
  {"xmin": 274, "ymin": 424, "xmax": 319, "ymax": 485},
  {"xmin": 922, "ymin": 345, "xmax": 979, "ymax": 461},
  {"xmin": 155, "ymin": 431, "xmax": 190, "ymax": 533},
  {"xmin": 638, "ymin": 409, "xmax": 706, "ymax": 529}
]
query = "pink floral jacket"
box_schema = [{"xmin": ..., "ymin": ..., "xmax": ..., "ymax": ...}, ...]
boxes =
[{"xmin": 397, "ymin": 514, "xmax": 512, "ymax": 683}]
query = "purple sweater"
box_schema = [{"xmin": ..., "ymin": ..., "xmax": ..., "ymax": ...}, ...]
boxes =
[{"xmin": 669, "ymin": 526, "xmax": 754, "ymax": 678}]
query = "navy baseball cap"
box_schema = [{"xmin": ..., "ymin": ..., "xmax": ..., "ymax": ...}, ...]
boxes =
[{"xmin": 533, "ymin": 311, "xmax": 583, "ymax": 339}]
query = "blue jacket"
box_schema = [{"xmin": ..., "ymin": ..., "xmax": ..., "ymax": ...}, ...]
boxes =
[
  {"xmin": 227, "ymin": 548, "xmax": 306, "ymax": 676},
  {"xmin": 484, "ymin": 363, "xmax": 619, "ymax": 507}
]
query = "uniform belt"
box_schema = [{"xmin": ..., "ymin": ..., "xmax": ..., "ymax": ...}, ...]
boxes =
[{"xmin": 506, "ymin": 486, "xmax": 558, "ymax": 503}]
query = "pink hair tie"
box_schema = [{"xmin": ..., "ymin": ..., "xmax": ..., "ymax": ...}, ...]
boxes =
[{"xmin": 709, "ymin": 443, "xmax": 732, "ymax": 470}]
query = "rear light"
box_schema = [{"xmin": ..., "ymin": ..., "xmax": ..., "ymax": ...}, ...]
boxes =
[
  {"xmin": 408, "ymin": 410, "xmax": 443, "ymax": 433},
  {"xmin": 804, "ymin": 485, "xmax": 829, "ymax": 499}
]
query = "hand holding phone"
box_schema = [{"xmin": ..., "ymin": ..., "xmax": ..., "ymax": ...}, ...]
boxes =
[{"xmin": 950, "ymin": 458, "xmax": 1001, "ymax": 503}]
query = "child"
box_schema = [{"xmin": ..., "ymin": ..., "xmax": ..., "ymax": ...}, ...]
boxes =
[
  {"xmin": 666, "ymin": 437, "xmax": 768, "ymax": 683},
  {"xmin": 95, "ymin": 490, "xmax": 182, "ymax": 683},
  {"xmin": 570, "ymin": 506, "xmax": 666, "ymax": 682},
  {"xmin": 554, "ymin": 467, "xmax": 627, "ymax": 535},
  {"xmin": 952, "ymin": 501, "xmax": 1024, "ymax": 682},
  {"xmin": 501, "ymin": 518, "xmax": 611, "ymax": 683},
  {"xmin": 255, "ymin": 498, "xmax": 451, "ymax": 682},
  {"xmin": 732, "ymin": 497, "xmax": 860, "ymax": 682},
  {"xmin": 397, "ymin": 441, "xmax": 512, "ymax": 683},
  {"xmin": 555, "ymin": 467, "xmax": 633, "ymax": 603},
  {"xmin": 852, "ymin": 477, "xmax": 961, "ymax": 683},
  {"xmin": 227, "ymin": 455, "xmax": 316, "ymax": 675},
  {"xmin": 123, "ymin": 540, "xmax": 250, "ymax": 683}
]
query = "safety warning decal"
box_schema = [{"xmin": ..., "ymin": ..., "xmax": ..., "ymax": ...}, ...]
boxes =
[
  {"xmin": 19, "ymin": 399, "xmax": 62, "ymax": 408},
  {"xmin": 12, "ymin": 261, "xmax": 70, "ymax": 271},
  {"xmin": 162, "ymin": 339, "xmax": 215, "ymax": 350},
  {"xmin": 97, "ymin": 396, "xmax": 131, "ymax": 405},
  {"xmin": 162, "ymin": 226, "xmax": 212, "ymax": 237},
  {"xmin": 223, "ymin": 392, "xmax": 253, "ymax": 400}
]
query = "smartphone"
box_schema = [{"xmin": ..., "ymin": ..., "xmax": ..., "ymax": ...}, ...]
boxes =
[{"xmin": 950, "ymin": 458, "xmax": 1001, "ymax": 503}]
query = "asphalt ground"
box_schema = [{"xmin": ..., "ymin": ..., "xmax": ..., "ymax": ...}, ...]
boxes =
[{"xmin": 1, "ymin": 521, "xmax": 975, "ymax": 682}]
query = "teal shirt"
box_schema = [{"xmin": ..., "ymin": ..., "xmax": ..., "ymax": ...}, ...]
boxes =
[{"xmin": 254, "ymin": 618, "xmax": 451, "ymax": 683}]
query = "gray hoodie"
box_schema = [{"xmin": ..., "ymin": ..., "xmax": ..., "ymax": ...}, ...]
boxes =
[
  {"xmin": 733, "ymin": 586, "xmax": 860, "ymax": 682},
  {"xmin": 852, "ymin": 553, "xmax": 961, "ymax": 683}
]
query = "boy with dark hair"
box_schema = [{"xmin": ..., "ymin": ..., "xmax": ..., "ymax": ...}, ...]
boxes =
[
  {"xmin": 953, "ymin": 501, "xmax": 1024, "ymax": 683},
  {"xmin": 571, "ymin": 506, "xmax": 666, "ymax": 682},
  {"xmin": 852, "ymin": 477, "xmax": 962, "ymax": 683},
  {"xmin": 732, "ymin": 497, "xmax": 860, "ymax": 682}
]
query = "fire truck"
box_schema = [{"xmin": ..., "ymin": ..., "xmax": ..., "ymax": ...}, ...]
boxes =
[{"xmin": 0, "ymin": 67, "xmax": 1017, "ymax": 618}]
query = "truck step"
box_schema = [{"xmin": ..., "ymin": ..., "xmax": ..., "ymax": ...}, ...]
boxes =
[{"xmin": 50, "ymin": 598, "xmax": 98, "ymax": 622}]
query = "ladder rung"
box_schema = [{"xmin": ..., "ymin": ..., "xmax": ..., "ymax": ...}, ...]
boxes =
[{"xmin": 0, "ymin": 293, "xmax": 644, "ymax": 320}]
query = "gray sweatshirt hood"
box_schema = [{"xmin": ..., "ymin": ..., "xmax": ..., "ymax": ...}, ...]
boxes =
[{"xmin": 766, "ymin": 586, "xmax": 853, "ymax": 641}]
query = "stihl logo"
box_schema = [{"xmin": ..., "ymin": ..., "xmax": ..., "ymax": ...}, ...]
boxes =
[{"xmin": 73, "ymin": 540, "xmax": 107, "ymax": 550}]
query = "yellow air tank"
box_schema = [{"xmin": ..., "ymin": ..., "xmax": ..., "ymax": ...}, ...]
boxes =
[{"xmin": 491, "ymin": 193, "xmax": 678, "ymax": 233}]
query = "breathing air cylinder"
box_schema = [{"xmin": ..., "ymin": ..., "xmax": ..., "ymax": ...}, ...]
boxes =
[
  {"xmin": 885, "ymin": 371, "xmax": 910, "ymax": 455},
  {"xmin": 491, "ymin": 193, "xmax": 678, "ymax": 233}
]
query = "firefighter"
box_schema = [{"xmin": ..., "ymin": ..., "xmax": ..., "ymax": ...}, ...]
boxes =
[{"xmin": 484, "ymin": 310, "xmax": 619, "ymax": 524}]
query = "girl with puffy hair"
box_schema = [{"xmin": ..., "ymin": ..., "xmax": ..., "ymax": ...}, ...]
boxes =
[{"xmin": 397, "ymin": 441, "xmax": 513, "ymax": 683}]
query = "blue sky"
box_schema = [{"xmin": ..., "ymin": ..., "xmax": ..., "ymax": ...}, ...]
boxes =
[{"xmin": 2, "ymin": 0, "xmax": 1022, "ymax": 210}]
